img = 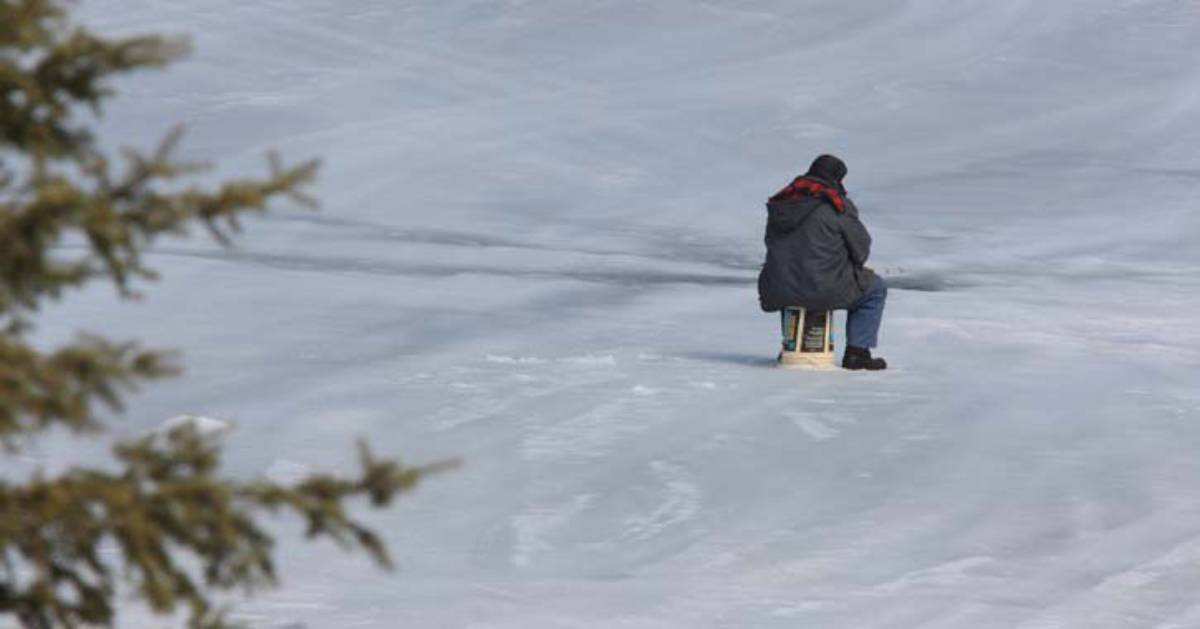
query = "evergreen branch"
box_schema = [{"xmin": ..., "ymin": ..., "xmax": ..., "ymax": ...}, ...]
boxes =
[
  {"xmin": 0, "ymin": 0, "xmax": 187, "ymax": 155},
  {"xmin": 0, "ymin": 2, "xmax": 445, "ymax": 626},
  {"xmin": 0, "ymin": 1, "xmax": 64, "ymax": 52},
  {"xmin": 1, "ymin": 136, "xmax": 319, "ymax": 311},
  {"xmin": 0, "ymin": 425, "xmax": 450, "ymax": 628},
  {"xmin": 0, "ymin": 334, "xmax": 177, "ymax": 444}
]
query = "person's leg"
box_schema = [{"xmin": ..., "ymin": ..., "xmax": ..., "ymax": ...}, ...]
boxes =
[{"xmin": 846, "ymin": 276, "xmax": 887, "ymax": 349}]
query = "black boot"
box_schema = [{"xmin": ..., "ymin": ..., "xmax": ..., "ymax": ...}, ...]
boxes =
[{"xmin": 842, "ymin": 346, "xmax": 887, "ymax": 371}]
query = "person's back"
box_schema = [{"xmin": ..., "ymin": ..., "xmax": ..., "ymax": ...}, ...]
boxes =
[{"xmin": 757, "ymin": 155, "xmax": 889, "ymax": 370}]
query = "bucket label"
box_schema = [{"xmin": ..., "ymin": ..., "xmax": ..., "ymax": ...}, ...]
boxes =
[
  {"xmin": 782, "ymin": 309, "xmax": 800, "ymax": 352},
  {"xmin": 801, "ymin": 310, "xmax": 828, "ymax": 353}
]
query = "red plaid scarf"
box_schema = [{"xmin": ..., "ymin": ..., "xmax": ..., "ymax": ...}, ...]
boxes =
[{"xmin": 769, "ymin": 177, "xmax": 845, "ymax": 212}]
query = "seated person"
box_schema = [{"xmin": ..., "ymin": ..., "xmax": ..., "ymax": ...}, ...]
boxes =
[{"xmin": 757, "ymin": 154, "xmax": 888, "ymax": 371}]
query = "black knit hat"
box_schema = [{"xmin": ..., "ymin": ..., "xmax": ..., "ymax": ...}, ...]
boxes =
[{"xmin": 805, "ymin": 154, "xmax": 848, "ymax": 189}]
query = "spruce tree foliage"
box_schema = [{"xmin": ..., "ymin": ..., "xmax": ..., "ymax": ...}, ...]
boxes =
[{"xmin": 0, "ymin": 2, "xmax": 452, "ymax": 627}]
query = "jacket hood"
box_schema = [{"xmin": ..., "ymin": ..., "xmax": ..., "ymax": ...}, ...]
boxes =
[{"xmin": 765, "ymin": 195, "xmax": 823, "ymax": 234}]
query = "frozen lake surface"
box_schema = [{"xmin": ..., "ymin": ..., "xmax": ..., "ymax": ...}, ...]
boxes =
[{"xmin": 26, "ymin": 1, "xmax": 1200, "ymax": 627}]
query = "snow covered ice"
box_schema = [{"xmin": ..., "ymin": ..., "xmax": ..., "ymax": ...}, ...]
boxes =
[{"xmin": 27, "ymin": 0, "xmax": 1200, "ymax": 626}]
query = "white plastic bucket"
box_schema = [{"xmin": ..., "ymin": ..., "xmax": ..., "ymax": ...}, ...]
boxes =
[{"xmin": 778, "ymin": 307, "xmax": 836, "ymax": 370}]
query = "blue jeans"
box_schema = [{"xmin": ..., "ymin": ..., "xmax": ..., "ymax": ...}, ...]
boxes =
[{"xmin": 846, "ymin": 275, "xmax": 887, "ymax": 349}]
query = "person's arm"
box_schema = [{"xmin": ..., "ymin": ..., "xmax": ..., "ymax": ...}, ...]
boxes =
[{"xmin": 840, "ymin": 202, "xmax": 872, "ymax": 267}]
